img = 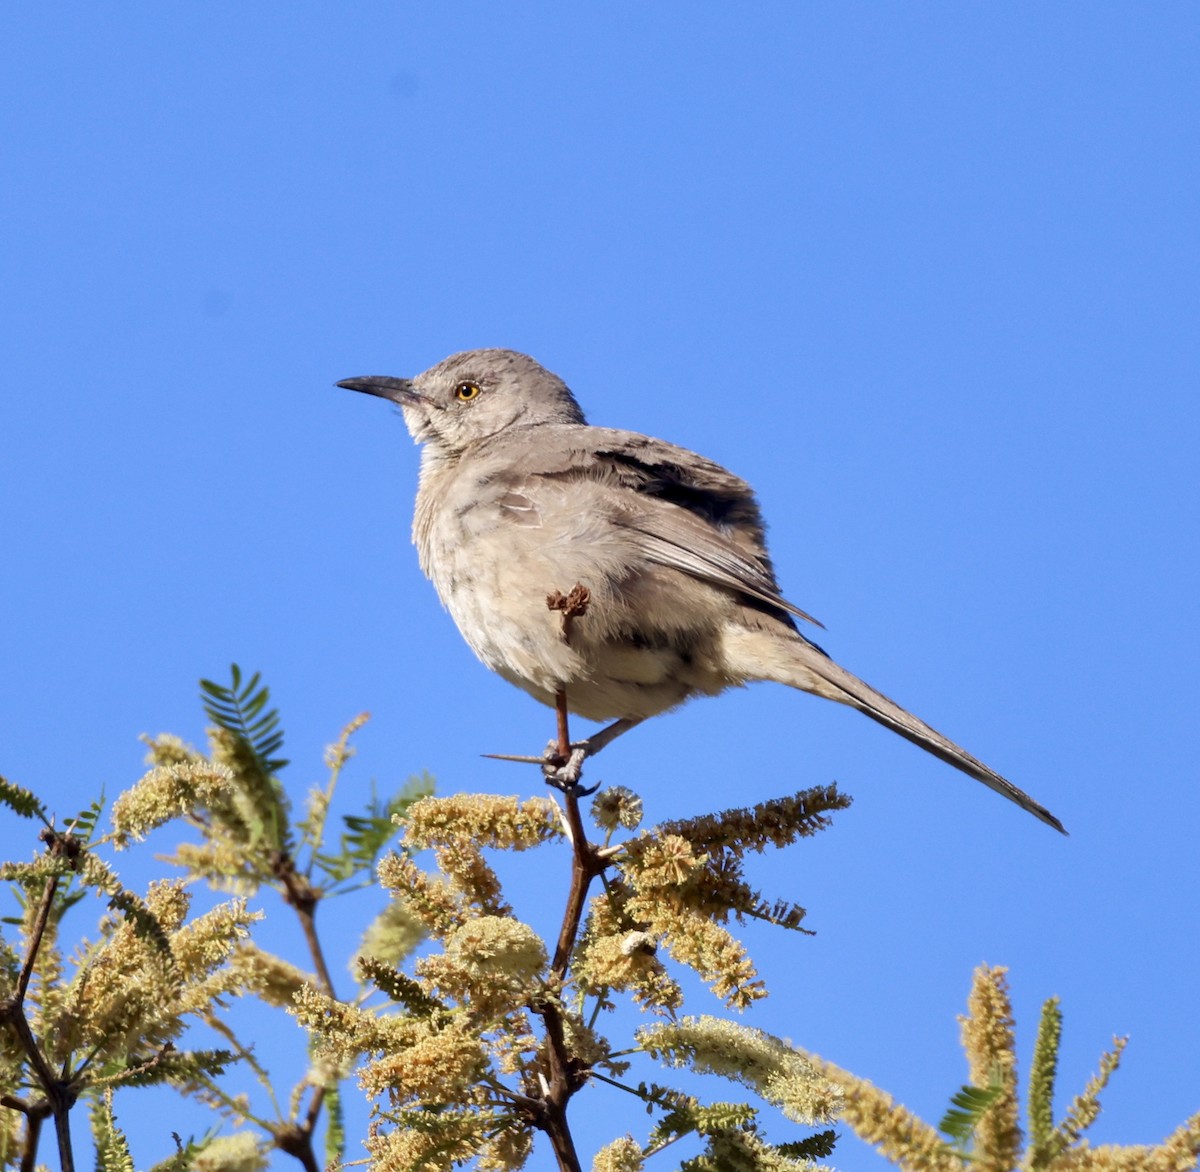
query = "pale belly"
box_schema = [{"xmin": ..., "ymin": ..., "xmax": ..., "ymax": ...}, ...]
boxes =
[{"xmin": 425, "ymin": 513, "xmax": 730, "ymax": 723}]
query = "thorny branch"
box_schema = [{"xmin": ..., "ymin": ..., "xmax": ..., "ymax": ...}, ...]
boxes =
[
  {"xmin": 268, "ymin": 848, "xmax": 337, "ymax": 1170},
  {"xmin": 552, "ymin": 782, "xmax": 606, "ymax": 978},
  {"xmin": 0, "ymin": 828, "xmax": 85, "ymax": 1172},
  {"xmin": 533, "ymin": 583, "xmax": 613, "ymax": 1170},
  {"xmin": 272, "ymin": 851, "xmax": 337, "ymax": 999}
]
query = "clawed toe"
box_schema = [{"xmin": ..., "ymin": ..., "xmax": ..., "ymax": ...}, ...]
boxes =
[
  {"xmin": 485, "ymin": 716, "xmax": 639, "ymax": 797},
  {"xmin": 542, "ymin": 743, "xmax": 595, "ymax": 793}
]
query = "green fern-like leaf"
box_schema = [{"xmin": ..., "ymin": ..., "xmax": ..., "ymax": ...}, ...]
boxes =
[
  {"xmin": 777, "ymin": 1129, "xmax": 839, "ymax": 1160},
  {"xmin": 357, "ymin": 955, "xmax": 442, "ymax": 1016},
  {"xmin": 939, "ymin": 1070, "xmax": 1006, "ymax": 1147},
  {"xmin": 324, "ymin": 1078, "xmax": 346, "ymax": 1168},
  {"xmin": 65, "ymin": 794, "xmax": 105, "ymax": 844},
  {"xmin": 0, "ymin": 775, "xmax": 47, "ymax": 822},
  {"xmin": 200, "ymin": 663, "xmax": 289, "ymax": 776},
  {"xmin": 681, "ymin": 1123, "xmax": 813, "ymax": 1172},
  {"xmin": 90, "ymin": 1090, "xmax": 136, "ymax": 1172},
  {"xmin": 106, "ymin": 1047, "xmax": 235, "ymax": 1089},
  {"xmin": 1028, "ymin": 995, "xmax": 1063, "ymax": 1160},
  {"xmin": 199, "ymin": 664, "xmax": 291, "ymax": 852},
  {"xmin": 691, "ymin": 1102, "xmax": 759, "ymax": 1135},
  {"xmin": 314, "ymin": 774, "xmax": 434, "ymax": 885},
  {"xmin": 645, "ymin": 1086, "xmax": 704, "ymax": 1148}
]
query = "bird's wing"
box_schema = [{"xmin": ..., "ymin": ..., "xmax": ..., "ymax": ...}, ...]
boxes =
[
  {"xmin": 618, "ymin": 505, "xmax": 823, "ymax": 628},
  {"xmin": 497, "ymin": 425, "xmax": 823, "ymax": 628}
]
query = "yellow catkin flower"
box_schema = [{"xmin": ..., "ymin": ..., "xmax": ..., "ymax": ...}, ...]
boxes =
[
  {"xmin": 445, "ymin": 916, "xmax": 546, "ymax": 983},
  {"xmin": 626, "ymin": 891, "xmax": 764, "ymax": 1009},
  {"xmin": 160, "ymin": 841, "xmax": 263, "ymax": 894},
  {"xmin": 434, "ymin": 839, "xmax": 510, "ymax": 912},
  {"xmin": 796, "ymin": 1050, "xmax": 961, "ymax": 1172},
  {"xmin": 556, "ymin": 1012, "xmax": 614, "ymax": 1072},
  {"xmin": 591, "ymin": 787, "xmax": 644, "ymax": 832},
  {"xmin": 1080, "ymin": 1107, "xmax": 1200, "ymax": 1169},
  {"xmin": 170, "ymin": 899, "xmax": 258, "ymax": 983},
  {"xmin": 616, "ymin": 831, "xmax": 774, "ymax": 1006},
  {"xmin": 359, "ymin": 1019, "xmax": 487, "ymax": 1102},
  {"xmin": 416, "ymin": 918, "xmax": 547, "ymax": 1021},
  {"xmin": 404, "ymin": 794, "xmax": 561, "ymax": 851},
  {"xmin": 639, "ymin": 1017, "xmax": 840, "ymax": 1126},
  {"xmin": 959, "ymin": 965, "xmax": 1022, "ymax": 1172},
  {"xmin": 324, "ymin": 711, "xmax": 369, "ymax": 772},
  {"xmin": 146, "ymin": 878, "xmax": 191, "ymax": 931},
  {"xmin": 55, "ymin": 916, "xmax": 178, "ymax": 1059},
  {"xmin": 189, "ymin": 1131, "xmax": 268, "ymax": 1172},
  {"xmin": 110, "ymin": 761, "xmax": 235, "ymax": 847},
  {"xmin": 490, "ymin": 1010, "xmax": 540, "ymax": 1076},
  {"xmin": 140, "ymin": 732, "xmax": 203, "ymax": 767},
  {"xmin": 1149, "ymin": 1108, "xmax": 1200, "ymax": 1169},
  {"xmin": 627, "ymin": 833, "xmax": 706, "ymax": 887},
  {"xmin": 414, "ymin": 952, "xmax": 475, "ymax": 1006},
  {"xmin": 575, "ymin": 925, "xmax": 683, "ymax": 1013},
  {"xmin": 377, "ymin": 854, "xmax": 466, "ymax": 937},
  {"xmin": 366, "ymin": 1112, "xmax": 486, "ymax": 1171},
  {"xmin": 354, "ymin": 896, "xmax": 427, "ymax": 970},
  {"xmin": 228, "ymin": 943, "xmax": 311, "ymax": 1007},
  {"xmin": 290, "ymin": 985, "xmax": 418, "ymax": 1068},
  {"xmin": 477, "ymin": 1124, "xmax": 534, "ymax": 1171},
  {"xmin": 1047, "ymin": 1035, "xmax": 1128, "ymax": 1161},
  {"xmin": 656, "ymin": 786, "xmax": 850, "ymax": 858},
  {"xmin": 592, "ymin": 1135, "xmax": 645, "ymax": 1172}
]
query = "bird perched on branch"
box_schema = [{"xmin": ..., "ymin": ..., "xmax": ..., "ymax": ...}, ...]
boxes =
[{"xmin": 339, "ymin": 348, "xmax": 1064, "ymax": 833}]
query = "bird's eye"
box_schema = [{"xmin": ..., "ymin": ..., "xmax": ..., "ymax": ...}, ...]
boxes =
[{"xmin": 454, "ymin": 381, "xmax": 482, "ymax": 401}]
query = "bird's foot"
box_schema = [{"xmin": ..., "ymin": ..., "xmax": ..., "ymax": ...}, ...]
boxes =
[
  {"xmin": 481, "ymin": 741, "xmax": 599, "ymax": 794},
  {"xmin": 542, "ymin": 741, "xmax": 600, "ymax": 796},
  {"xmin": 484, "ymin": 716, "xmax": 639, "ymax": 795}
]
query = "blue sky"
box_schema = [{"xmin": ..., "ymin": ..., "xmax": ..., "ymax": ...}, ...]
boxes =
[{"xmin": 2, "ymin": 5, "xmax": 1198, "ymax": 1170}]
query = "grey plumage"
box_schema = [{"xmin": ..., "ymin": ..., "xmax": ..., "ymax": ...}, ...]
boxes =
[{"xmin": 339, "ymin": 348, "xmax": 1065, "ymax": 834}]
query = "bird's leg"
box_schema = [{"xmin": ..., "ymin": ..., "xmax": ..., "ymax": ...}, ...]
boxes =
[
  {"xmin": 485, "ymin": 583, "xmax": 636, "ymax": 790},
  {"xmin": 574, "ymin": 716, "xmax": 640, "ymax": 757},
  {"xmin": 539, "ymin": 584, "xmax": 597, "ymax": 792},
  {"xmin": 554, "ymin": 687, "xmax": 571, "ymax": 762},
  {"xmin": 539, "ymin": 714, "xmax": 644, "ymax": 792},
  {"xmin": 541, "ymin": 688, "xmax": 593, "ymax": 792},
  {"xmin": 483, "ymin": 715, "xmax": 641, "ymax": 773}
]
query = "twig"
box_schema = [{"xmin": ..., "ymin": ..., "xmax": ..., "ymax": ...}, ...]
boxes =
[
  {"xmin": 272, "ymin": 852, "xmax": 337, "ymax": 999},
  {"xmin": 269, "ymin": 850, "xmax": 337, "ymax": 1170},
  {"xmin": 15, "ymin": 839, "xmax": 71, "ymax": 1003},
  {"xmin": 529, "ymin": 996, "xmax": 588, "ymax": 1172},
  {"xmin": 1, "ymin": 1093, "xmax": 49, "ymax": 1172},
  {"xmin": 551, "ymin": 785, "xmax": 605, "ymax": 978},
  {"xmin": 273, "ymin": 1120, "xmax": 322, "ymax": 1172},
  {"xmin": 535, "ymin": 582, "xmax": 610, "ymax": 1172},
  {"xmin": 527, "ymin": 782, "xmax": 595, "ymax": 1172},
  {"xmin": 0, "ymin": 830, "xmax": 85, "ymax": 1172}
]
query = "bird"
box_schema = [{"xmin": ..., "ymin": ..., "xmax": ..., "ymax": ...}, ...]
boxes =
[{"xmin": 339, "ymin": 348, "xmax": 1065, "ymax": 833}]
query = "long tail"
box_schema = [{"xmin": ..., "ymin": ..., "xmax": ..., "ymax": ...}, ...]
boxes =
[{"xmin": 730, "ymin": 628, "xmax": 1066, "ymax": 833}]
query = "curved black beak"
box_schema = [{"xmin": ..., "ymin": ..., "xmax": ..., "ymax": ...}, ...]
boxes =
[{"xmin": 336, "ymin": 375, "xmax": 420, "ymax": 404}]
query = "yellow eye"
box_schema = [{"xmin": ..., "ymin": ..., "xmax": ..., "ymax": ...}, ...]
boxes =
[{"xmin": 454, "ymin": 381, "xmax": 482, "ymax": 401}]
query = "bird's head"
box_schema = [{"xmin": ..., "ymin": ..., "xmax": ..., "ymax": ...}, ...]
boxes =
[{"xmin": 338, "ymin": 348, "xmax": 586, "ymax": 455}]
